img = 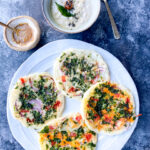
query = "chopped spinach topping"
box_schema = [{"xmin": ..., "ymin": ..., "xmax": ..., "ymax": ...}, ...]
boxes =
[
  {"xmin": 40, "ymin": 115, "xmax": 97, "ymax": 149},
  {"xmin": 87, "ymin": 142, "xmax": 96, "ymax": 148},
  {"xmin": 61, "ymin": 131, "xmax": 68, "ymax": 136},
  {"xmin": 87, "ymin": 82, "xmax": 135, "ymax": 128},
  {"xmin": 66, "ymin": 137, "xmax": 72, "ymax": 141},
  {"xmin": 87, "ymin": 110, "xmax": 95, "ymax": 120},
  {"xmin": 89, "ymin": 130, "xmax": 96, "ymax": 135},
  {"xmin": 40, "ymin": 126, "xmax": 49, "ymax": 133},
  {"xmin": 76, "ymin": 126, "xmax": 84, "ymax": 138},
  {"xmin": 60, "ymin": 52, "xmax": 100, "ymax": 94},
  {"xmin": 54, "ymin": 138, "xmax": 61, "ymax": 143},
  {"xmin": 16, "ymin": 75, "xmax": 59, "ymax": 125},
  {"xmin": 32, "ymin": 111, "xmax": 44, "ymax": 124}
]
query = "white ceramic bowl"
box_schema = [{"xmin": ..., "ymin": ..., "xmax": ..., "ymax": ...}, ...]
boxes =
[{"xmin": 42, "ymin": 0, "xmax": 101, "ymax": 34}]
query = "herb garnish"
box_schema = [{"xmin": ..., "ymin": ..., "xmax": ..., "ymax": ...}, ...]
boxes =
[
  {"xmin": 55, "ymin": 2, "xmax": 75, "ymax": 17},
  {"xmin": 40, "ymin": 125, "xmax": 49, "ymax": 133},
  {"xmin": 61, "ymin": 53, "xmax": 99, "ymax": 93},
  {"xmin": 87, "ymin": 142, "xmax": 96, "ymax": 148}
]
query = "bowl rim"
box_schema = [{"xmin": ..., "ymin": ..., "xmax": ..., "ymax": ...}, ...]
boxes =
[
  {"xmin": 41, "ymin": 0, "xmax": 101, "ymax": 34},
  {"xmin": 3, "ymin": 16, "xmax": 41, "ymax": 51}
]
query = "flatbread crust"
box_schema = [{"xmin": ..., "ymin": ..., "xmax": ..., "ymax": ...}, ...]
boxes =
[
  {"xmin": 9, "ymin": 72, "xmax": 65, "ymax": 129},
  {"xmin": 54, "ymin": 48, "xmax": 110, "ymax": 100},
  {"xmin": 81, "ymin": 81, "xmax": 136, "ymax": 135},
  {"xmin": 39, "ymin": 113, "xmax": 97, "ymax": 150}
]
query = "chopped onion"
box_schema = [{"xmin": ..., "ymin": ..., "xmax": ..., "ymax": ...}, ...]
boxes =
[{"xmin": 29, "ymin": 99, "xmax": 43, "ymax": 114}]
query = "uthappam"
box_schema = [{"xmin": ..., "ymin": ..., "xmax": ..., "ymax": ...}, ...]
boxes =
[
  {"xmin": 39, "ymin": 113, "xmax": 97, "ymax": 150},
  {"xmin": 54, "ymin": 48, "xmax": 110, "ymax": 100},
  {"xmin": 9, "ymin": 73, "xmax": 65, "ymax": 129},
  {"xmin": 81, "ymin": 81, "xmax": 136, "ymax": 135}
]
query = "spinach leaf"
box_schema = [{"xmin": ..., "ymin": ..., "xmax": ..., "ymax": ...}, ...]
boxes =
[
  {"xmin": 87, "ymin": 110, "xmax": 95, "ymax": 120},
  {"xmin": 89, "ymin": 130, "xmax": 96, "ymax": 135},
  {"xmin": 76, "ymin": 126, "xmax": 84, "ymax": 138},
  {"xmin": 55, "ymin": 2, "xmax": 75, "ymax": 17},
  {"xmin": 54, "ymin": 138, "xmax": 61, "ymax": 143},
  {"xmin": 32, "ymin": 111, "xmax": 44, "ymax": 124},
  {"xmin": 61, "ymin": 131, "xmax": 68, "ymax": 136},
  {"xmin": 88, "ymin": 142, "xmax": 96, "ymax": 147},
  {"xmin": 66, "ymin": 137, "xmax": 72, "ymax": 141},
  {"xmin": 40, "ymin": 126, "xmax": 49, "ymax": 133}
]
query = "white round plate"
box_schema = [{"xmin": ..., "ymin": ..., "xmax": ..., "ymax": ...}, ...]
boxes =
[{"xmin": 7, "ymin": 39, "xmax": 139, "ymax": 150}]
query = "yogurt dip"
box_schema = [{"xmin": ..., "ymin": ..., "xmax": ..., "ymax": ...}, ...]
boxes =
[{"xmin": 51, "ymin": 0, "xmax": 92, "ymax": 30}]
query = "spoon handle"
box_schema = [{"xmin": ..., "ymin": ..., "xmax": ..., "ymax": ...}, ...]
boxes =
[
  {"xmin": 104, "ymin": 0, "xmax": 120, "ymax": 39},
  {"xmin": 0, "ymin": 22, "xmax": 14, "ymax": 31}
]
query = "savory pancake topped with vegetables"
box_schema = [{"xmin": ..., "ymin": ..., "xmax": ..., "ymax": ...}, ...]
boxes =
[
  {"xmin": 9, "ymin": 73, "xmax": 65, "ymax": 129},
  {"xmin": 82, "ymin": 82, "xmax": 136, "ymax": 135},
  {"xmin": 39, "ymin": 113, "xmax": 97, "ymax": 150},
  {"xmin": 54, "ymin": 48, "xmax": 110, "ymax": 100}
]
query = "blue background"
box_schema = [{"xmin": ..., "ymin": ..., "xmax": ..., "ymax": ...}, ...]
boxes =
[{"xmin": 0, "ymin": 0, "xmax": 149, "ymax": 149}]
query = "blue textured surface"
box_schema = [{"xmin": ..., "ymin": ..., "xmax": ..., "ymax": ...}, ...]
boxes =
[{"xmin": 0, "ymin": 0, "xmax": 150, "ymax": 150}]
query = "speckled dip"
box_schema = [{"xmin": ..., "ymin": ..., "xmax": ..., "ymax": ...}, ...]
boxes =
[
  {"xmin": 42, "ymin": 0, "xmax": 100, "ymax": 33},
  {"xmin": 4, "ymin": 16, "xmax": 41, "ymax": 51}
]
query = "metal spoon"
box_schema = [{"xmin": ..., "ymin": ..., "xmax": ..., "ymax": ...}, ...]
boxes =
[
  {"xmin": 0, "ymin": 21, "xmax": 16, "ymax": 32},
  {"xmin": 102, "ymin": 0, "xmax": 120, "ymax": 39}
]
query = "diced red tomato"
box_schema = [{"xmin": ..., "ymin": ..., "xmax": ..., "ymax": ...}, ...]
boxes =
[
  {"xmin": 68, "ymin": 87, "xmax": 75, "ymax": 93},
  {"xmin": 20, "ymin": 78, "xmax": 25, "ymax": 84},
  {"xmin": 126, "ymin": 98, "xmax": 130, "ymax": 104},
  {"xmin": 94, "ymin": 114, "xmax": 100, "ymax": 121},
  {"xmin": 51, "ymin": 141, "xmax": 56, "ymax": 146},
  {"xmin": 104, "ymin": 115, "xmax": 112, "ymax": 123},
  {"xmin": 20, "ymin": 109, "xmax": 29, "ymax": 113},
  {"xmin": 91, "ymin": 74, "xmax": 99, "ymax": 84},
  {"xmin": 45, "ymin": 105, "xmax": 51, "ymax": 110},
  {"xmin": 91, "ymin": 97, "xmax": 99, "ymax": 102},
  {"xmin": 135, "ymin": 114, "xmax": 142, "ymax": 117},
  {"xmin": 110, "ymin": 120, "xmax": 114, "ymax": 125},
  {"xmin": 85, "ymin": 133, "xmax": 92, "ymax": 142},
  {"xmin": 70, "ymin": 132, "xmax": 77, "ymax": 137},
  {"xmin": 53, "ymin": 101, "xmax": 61, "ymax": 109},
  {"xmin": 91, "ymin": 80, "xmax": 95, "ymax": 84},
  {"xmin": 49, "ymin": 125, "xmax": 54, "ymax": 130},
  {"xmin": 115, "ymin": 93, "xmax": 120, "ymax": 97},
  {"xmin": 61, "ymin": 75, "xmax": 66, "ymax": 82},
  {"xmin": 75, "ymin": 115, "xmax": 82, "ymax": 123},
  {"xmin": 26, "ymin": 118, "xmax": 34, "ymax": 123},
  {"xmin": 87, "ymin": 104, "xmax": 90, "ymax": 107},
  {"xmin": 65, "ymin": 0, "xmax": 73, "ymax": 10}
]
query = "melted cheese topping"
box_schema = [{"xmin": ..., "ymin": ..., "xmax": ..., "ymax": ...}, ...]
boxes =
[
  {"xmin": 82, "ymin": 82, "xmax": 135, "ymax": 134},
  {"xmin": 39, "ymin": 113, "xmax": 97, "ymax": 150}
]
